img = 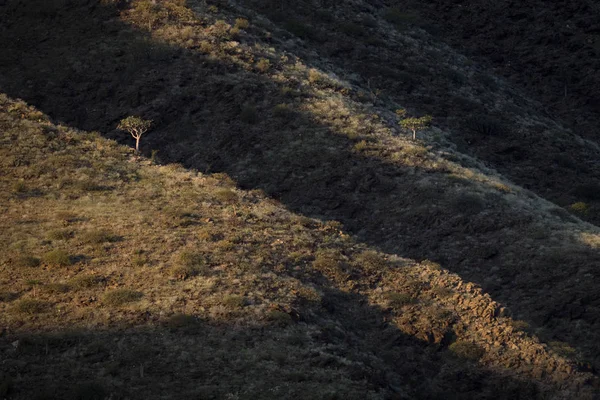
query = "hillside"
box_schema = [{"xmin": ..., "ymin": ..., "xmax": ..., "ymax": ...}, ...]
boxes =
[{"xmin": 1, "ymin": 0, "xmax": 600, "ymax": 398}]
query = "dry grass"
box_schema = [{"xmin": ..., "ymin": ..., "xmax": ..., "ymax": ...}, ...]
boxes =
[{"xmin": 0, "ymin": 0, "xmax": 599, "ymax": 397}]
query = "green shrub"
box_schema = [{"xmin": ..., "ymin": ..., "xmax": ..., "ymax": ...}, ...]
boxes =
[
  {"xmin": 223, "ymin": 295, "xmax": 246, "ymax": 309},
  {"xmin": 80, "ymin": 229, "xmax": 117, "ymax": 244},
  {"xmin": 449, "ymin": 340, "xmax": 485, "ymax": 361},
  {"xmin": 102, "ymin": 289, "xmax": 143, "ymax": 307},
  {"xmin": 12, "ymin": 299, "xmax": 49, "ymax": 315},
  {"xmin": 214, "ymin": 189, "xmax": 238, "ymax": 203},
  {"xmin": 256, "ymin": 58, "xmax": 271, "ymax": 73},
  {"xmin": 267, "ymin": 310, "xmax": 292, "ymax": 326},
  {"xmin": 569, "ymin": 202, "xmax": 589, "ymax": 215},
  {"xmin": 43, "ymin": 249, "xmax": 72, "ymax": 267},
  {"xmin": 384, "ymin": 292, "xmax": 416, "ymax": 308},
  {"xmin": 14, "ymin": 255, "xmax": 41, "ymax": 268},
  {"xmin": 46, "ymin": 229, "xmax": 72, "ymax": 241},
  {"xmin": 211, "ymin": 20, "xmax": 231, "ymax": 40},
  {"xmin": 70, "ymin": 275, "xmax": 103, "ymax": 289},
  {"xmin": 313, "ymin": 250, "xmax": 345, "ymax": 278},
  {"xmin": 234, "ymin": 18, "xmax": 249, "ymax": 30},
  {"xmin": 42, "ymin": 283, "xmax": 70, "ymax": 294},
  {"xmin": 355, "ymin": 251, "xmax": 387, "ymax": 273}
]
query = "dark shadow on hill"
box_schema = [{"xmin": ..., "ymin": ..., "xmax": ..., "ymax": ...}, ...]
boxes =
[
  {"xmin": 0, "ymin": 285, "xmax": 546, "ymax": 399},
  {"xmin": 1, "ymin": 0, "xmax": 600, "ymax": 391},
  {"xmin": 237, "ymin": 0, "xmax": 600, "ymax": 227}
]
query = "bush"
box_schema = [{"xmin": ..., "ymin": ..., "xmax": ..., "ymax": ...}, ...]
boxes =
[
  {"xmin": 449, "ymin": 340, "xmax": 485, "ymax": 361},
  {"xmin": 256, "ymin": 58, "xmax": 271, "ymax": 73},
  {"xmin": 43, "ymin": 249, "xmax": 72, "ymax": 267},
  {"xmin": 222, "ymin": 295, "xmax": 246, "ymax": 309},
  {"xmin": 14, "ymin": 255, "xmax": 40, "ymax": 268},
  {"xmin": 355, "ymin": 251, "xmax": 387, "ymax": 274},
  {"xmin": 42, "ymin": 283, "xmax": 70, "ymax": 294},
  {"xmin": 46, "ymin": 229, "xmax": 71, "ymax": 241},
  {"xmin": 165, "ymin": 313, "xmax": 200, "ymax": 330},
  {"xmin": 240, "ymin": 105, "xmax": 258, "ymax": 124},
  {"xmin": 102, "ymin": 289, "xmax": 143, "ymax": 306},
  {"xmin": 80, "ymin": 230, "xmax": 117, "ymax": 244},
  {"xmin": 70, "ymin": 275, "xmax": 104, "ymax": 289},
  {"xmin": 267, "ymin": 310, "xmax": 292, "ymax": 326},
  {"xmin": 384, "ymin": 292, "xmax": 416, "ymax": 308},
  {"xmin": 466, "ymin": 114, "xmax": 506, "ymax": 137},
  {"xmin": 234, "ymin": 18, "xmax": 249, "ymax": 30},
  {"xmin": 12, "ymin": 299, "xmax": 48, "ymax": 315},
  {"xmin": 569, "ymin": 202, "xmax": 589, "ymax": 215}
]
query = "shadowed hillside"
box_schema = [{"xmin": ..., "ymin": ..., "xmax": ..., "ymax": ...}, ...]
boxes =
[{"xmin": 1, "ymin": 0, "xmax": 600, "ymax": 398}]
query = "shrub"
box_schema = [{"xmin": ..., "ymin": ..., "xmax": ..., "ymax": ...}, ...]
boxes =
[
  {"xmin": 284, "ymin": 19, "xmax": 315, "ymax": 40},
  {"xmin": 313, "ymin": 250, "xmax": 345, "ymax": 278},
  {"xmin": 211, "ymin": 20, "xmax": 231, "ymax": 40},
  {"xmin": 384, "ymin": 292, "xmax": 416, "ymax": 308},
  {"xmin": 14, "ymin": 255, "xmax": 41, "ymax": 268},
  {"xmin": 573, "ymin": 183, "xmax": 600, "ymax": 201},
  {"xmin": 70, "ymin": 275, "xmax": 104, "ymax": 289},
  {"xmin": 355, "ymin": 251, "xmax": 387, "ymax": 274},
  {"xmin": 214, "ymin": 189, "xmax": 238, "ymax": 203},
  {"xmin": 466, "ymin": 114, "xmax": 506, "ymax": 137},
  {"xmin": 383, "ymin": 8, "xmax": 418, "ymax": 29},
  {"xmin": 240, "ymin": 105, "xmax": 258, "ymax": 124},
  {"xmin": 11, "ymin": 181, "xmax": 27, "ymax": 193},
  {"xmin": 451, "ymin": 193, "xmax": 486, "ymax": 214},
  {"xmin": 80, "ymin": 230, "xmax": 117, "ymax": 244},
  {"xmin": 267, "ymin": 310, "xmax": 292, "ymax": 326},
  {"xmin": 42, "ymin": 283, "xmax": 70, "ymax": 294},
  {"xmin": 569, "ymin": 202, "xmax": 589, "ymax": 215},
  {"xmin": 165, "ymin": 313, "xmax": 200, "ymax": 330},
  {"xmin": 256, "ymin": 58, "xmax": 271, "ymax": 73},
  {"xmin": 234, "ymin": 18, "xmax": 249, "ymax": 30},
  {"xmin": 272, "ymin": 103, "xmax": 294, "ymax": 119},
  {"xmin": 170, "ymin": 265, "xmax": 198, "ymax": 280},
  {"xmin": 102, "ymin": 289, "xmax": 143, "ymax": 307},
  {"xmin": 12, "ymin": 299, "xmax": 48, "ymax": 315},
  {"xmin": 337, "ymin": 21, "xmax": 366, "ymax": 37},
  {"xmin": 449, "ymin": 340, "xmax": 485, "ymax": 361},
  {"xmin": 46, "ymin": 229, "xmax": 71, "ymax": 241},
  {"xmin": 223, "ymin": 295, "xmax": 246, "ymax": 309},
  {"xmin": 353, "ymin": 140, "xmax": 368, "ymax": 152},
  {"xmin": 43, "ymin": 249, "xmax": 72, "ymax": 267},
  {"xmin": 308, "ymin": 68, "xmax": 325, "ymax": 85}
]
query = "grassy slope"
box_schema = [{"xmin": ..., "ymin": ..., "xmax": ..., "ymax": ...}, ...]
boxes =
[
  {"xmin": 0, "ymin": 0, "xmax": 600, "ymax": 398},
  {"xmin": 1, "ymin": 95, "xmax": 592, "ymax": 398}
]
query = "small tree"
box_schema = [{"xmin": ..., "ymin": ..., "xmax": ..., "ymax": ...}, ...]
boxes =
[
  {"xmin": 397, "ymin": 110, "xmax": 432, "ymax": 140},
  {"xmin": 117, "ymin": 116, "xmax": 152, "ymax": 153}
]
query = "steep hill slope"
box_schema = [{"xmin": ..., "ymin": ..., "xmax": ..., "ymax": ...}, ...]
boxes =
[
  {"xmin": 2, "ymin": 95, "xmax": 594, "ymax": 398},
  {"xmin": 1, "ymin": 0, "xmax": 600, "ymax": 398}
]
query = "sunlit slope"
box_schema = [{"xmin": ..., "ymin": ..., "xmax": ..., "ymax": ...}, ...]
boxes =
[{"xmin": 0, "ymin": 96, "xmax": 596, "ymax": 398}]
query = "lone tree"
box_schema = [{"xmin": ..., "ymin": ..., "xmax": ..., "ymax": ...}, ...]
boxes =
[
  {"xmin": 117, "ymin": 116, "xmax": 152, "ymax": 153},
  {"xmin": 397, "ymin": 109, "xmax": 432, "ymax": 140}
]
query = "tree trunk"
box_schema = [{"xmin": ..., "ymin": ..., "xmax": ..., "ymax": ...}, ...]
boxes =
[
  {"xmin": 412, "ymin": 129, "xmax": 416, "ymax": 140},
  {"xmin": 135, "ymin": 136, "xmax": 140, "ymax": 153}
]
